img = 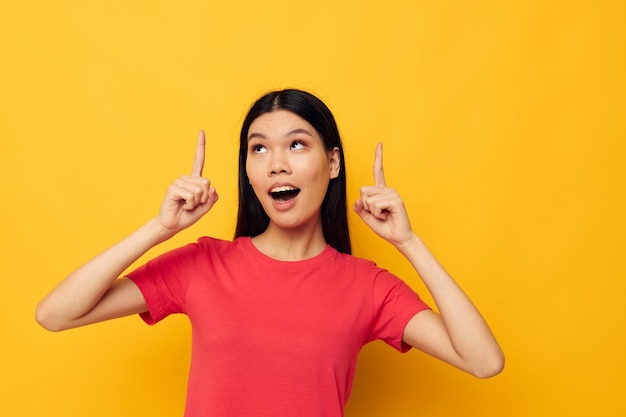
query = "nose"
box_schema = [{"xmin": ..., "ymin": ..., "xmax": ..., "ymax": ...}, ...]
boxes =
[{"xmin": 269, "ymin": 151, "xmax": 291, "ymax": 176}]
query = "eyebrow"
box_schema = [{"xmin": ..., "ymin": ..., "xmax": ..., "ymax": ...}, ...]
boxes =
[{"xmin": 248, "ymin": 128, "xmax": 313, "ymax": 141}]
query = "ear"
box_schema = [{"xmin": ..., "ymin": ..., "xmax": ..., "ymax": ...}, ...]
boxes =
[{"xmin": 329, "ymin": 147, "xmax": 341, "ymax": 179}]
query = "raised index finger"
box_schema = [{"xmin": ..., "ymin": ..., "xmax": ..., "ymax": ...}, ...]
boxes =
[
  {"xmin": 191, "ymin": 130, "xmax": 206, "ymax": 177},
  {"xmin": 373, "ymin": 142, "xmax": 386, "ymax": 187}
]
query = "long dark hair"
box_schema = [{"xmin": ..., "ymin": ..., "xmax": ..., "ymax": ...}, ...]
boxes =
[{"xmin": 234, "ymin": 89, "xmax": 351, "ymax": 254}]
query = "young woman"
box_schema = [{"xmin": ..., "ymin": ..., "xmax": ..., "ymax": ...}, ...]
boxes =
[{"xmin": 36, "ymin": 89, "xmax": 504, "ymax": 416}]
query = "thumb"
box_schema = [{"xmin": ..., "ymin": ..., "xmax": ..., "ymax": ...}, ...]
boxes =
[{"xmin": 353, "ymin": 199, "xmax": 368, "ymax": 220}]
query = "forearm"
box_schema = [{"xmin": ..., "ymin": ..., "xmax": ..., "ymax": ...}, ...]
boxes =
[
  {"xmin": 36, "ymin": 218, "xmax": 172, "ymax": 330},
  {"xmin": 395, "ymin": 233, "xmax": 504, "ymax": 372}
]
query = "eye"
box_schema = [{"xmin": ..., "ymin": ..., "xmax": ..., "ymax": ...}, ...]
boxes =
[
  {"xmin": 290, "ymin": 140, "xmax": 305, "ymax": 150},
  {"xmin": 251, "ymin": 144, "xmax": 267, "ymax": 153}
]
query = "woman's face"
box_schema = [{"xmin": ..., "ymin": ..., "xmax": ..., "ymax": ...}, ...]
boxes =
[{"xmin": 246, "ymin": 110, "xmax": 340, "ymax": 230}]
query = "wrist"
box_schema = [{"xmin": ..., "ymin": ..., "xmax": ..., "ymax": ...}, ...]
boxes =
[
  {"xmin": 393, "ymin": 232, "xmax": 423, "ymax": 255},
  {"xmin": 144, "ymin": 218, "xmax": 177, "ymax": 244}
]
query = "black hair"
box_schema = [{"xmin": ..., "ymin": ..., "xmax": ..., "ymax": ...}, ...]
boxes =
[{"xmin": 234, "ymin": 89, "xmax": 351, "ymax": 254}]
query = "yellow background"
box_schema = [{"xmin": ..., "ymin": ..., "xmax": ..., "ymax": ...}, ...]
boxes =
[{"xmin": 2, "ymin": 1, "xmax": 625, "ymax": 415}]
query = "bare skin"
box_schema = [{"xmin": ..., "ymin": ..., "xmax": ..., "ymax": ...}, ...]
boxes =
[{"xmin": 36, "ymin": 125, "xmax": 504, "ymax": 378}]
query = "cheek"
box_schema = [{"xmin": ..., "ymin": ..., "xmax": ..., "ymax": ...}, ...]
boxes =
[
  {"xmin": 245, "ymin": 157, "xmax": 261, "ymax": 179},
  {"xmin": 308, "ymin": 157, "xmax": 332, "ymax": 181},
  {"xmin": 300, "ymin": 162, "xmax": 332, "ymax": 195},
  {"xmin": 245, "ymin": 161, "xmax": 260, "ymax": 191},
  {"xmin": 246, "ymin": 162, "xmax": 271, "ymax": 206}
]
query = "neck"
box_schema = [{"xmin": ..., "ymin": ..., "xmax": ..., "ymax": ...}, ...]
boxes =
[{"xmin": 251, "ymin": 221, "xmax": 327, "ymax": 261}]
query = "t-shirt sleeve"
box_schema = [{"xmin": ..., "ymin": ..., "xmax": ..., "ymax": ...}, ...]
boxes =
[
  {"xmin": 367, "ymin": 265, "xmax": 431, "ymax": 353},
  {"xmin": 126, "ymin": 242, "xmax": 201, "ymax": 325}
]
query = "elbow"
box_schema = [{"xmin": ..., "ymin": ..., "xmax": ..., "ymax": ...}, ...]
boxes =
[
  {"xmin": 35, "ymin": 301, "xmax": 66, "ymax": 332},
  {"xmin": 470, "ymin": 350, "xmax": 505, "ymax": 379}
]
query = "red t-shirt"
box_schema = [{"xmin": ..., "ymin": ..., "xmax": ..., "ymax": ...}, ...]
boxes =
[{"xmin": 127, "ymin": 236, "xmax": 430, "ymax": 417}]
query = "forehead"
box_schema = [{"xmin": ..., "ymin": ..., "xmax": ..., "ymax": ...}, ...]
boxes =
[{"xmin": 248, "ymin": 110, "xmax": 318, "ymax": 140}]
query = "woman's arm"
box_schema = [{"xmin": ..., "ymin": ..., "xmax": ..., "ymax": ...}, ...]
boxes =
[
  {"xmin": 36, "ymin": 132, "xmax": 218, "ymax": 331},
  {"xmin": 354, "ymin": 143, "xmax": 504, "ymax": 378},
  {"xmin": 395, "ymin": 235, "xmax": 504, "ymax": 378}
]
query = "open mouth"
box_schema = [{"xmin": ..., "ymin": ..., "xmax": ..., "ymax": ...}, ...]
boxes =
[{"xmin": 270, "ymin": 186, "xmax": 301, "ymax": 202}]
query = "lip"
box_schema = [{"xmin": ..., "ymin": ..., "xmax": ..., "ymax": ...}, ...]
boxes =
[
  {"xmin": 267, "ymin": 182, "xmax": 300, "ymax": 195},
  {"xmin": 267, "ymin": 182, "xmax": 299, "ymax": 194},
  {"xmin": 271, "ymin": 194, "xmax": 298, "ymax": 211}
]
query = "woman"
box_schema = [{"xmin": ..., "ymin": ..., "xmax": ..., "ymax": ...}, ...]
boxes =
[{"xmin": 36, "ymin": 89, "xmax": 504, "ymax": 416}]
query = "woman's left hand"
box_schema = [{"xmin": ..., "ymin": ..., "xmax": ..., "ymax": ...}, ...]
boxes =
[{"xmin": 354, "ymin": 143, "xmax": 415, "ymax": 247}]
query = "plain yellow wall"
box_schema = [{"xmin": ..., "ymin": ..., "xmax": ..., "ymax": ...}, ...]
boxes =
[{"xmin": 2, "ymin": 1, "xmax": 625, "ymax": 416}]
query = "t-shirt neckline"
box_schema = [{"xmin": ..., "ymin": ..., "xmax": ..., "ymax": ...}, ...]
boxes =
[{"xmin": 237, "ymin": 236, "xmax": 336, "ymax": 269}]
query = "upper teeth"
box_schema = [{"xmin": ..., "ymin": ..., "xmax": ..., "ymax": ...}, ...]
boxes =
[{"xmin": 271, "ymin": 186, "xmax": 297, "ymax": 193}]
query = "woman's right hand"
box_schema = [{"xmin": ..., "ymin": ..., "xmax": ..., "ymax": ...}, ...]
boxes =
[
  {"xmin": 156, "ymin": 130, "xmax": 219, "ymax": 235},
  {"xmin": 36, "ymin": 131, "xmax": 219, "ymax": 332}
]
